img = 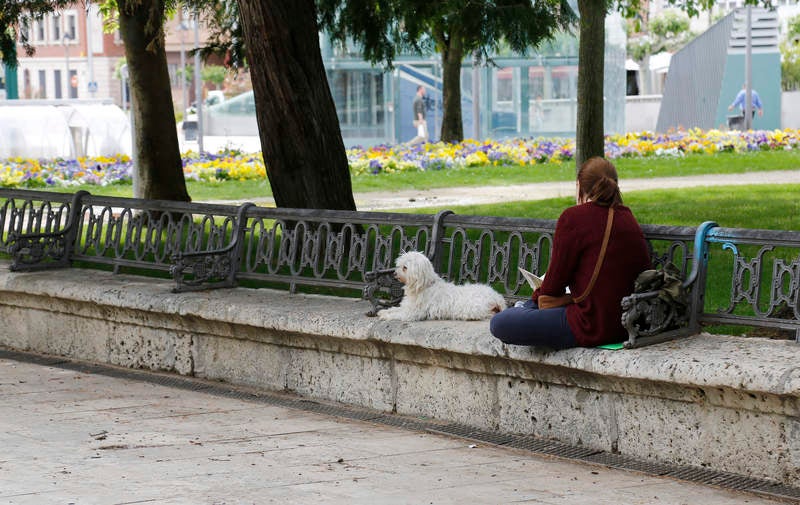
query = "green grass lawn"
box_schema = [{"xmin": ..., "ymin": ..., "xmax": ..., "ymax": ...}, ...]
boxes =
[
  {"xmin": 404, "ymin": 183, "xmax": 800, "ymax": 338},
  {"xmin": 39, "ymin": 149, "xmax": 800, "ymax": 202},
  {"xmin": 401, "ymin": 184, "xmax": 800, "ymax": 230},
  {"xmin": 356, "ymin": 149, "xmax": 800, "ymax": 193}
]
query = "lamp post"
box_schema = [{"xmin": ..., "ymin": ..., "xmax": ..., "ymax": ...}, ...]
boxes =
[
  {"xmin": 178, "ymin": 19, "xmax": 189, "ymax": 117},
  {"xmin": 85, "ymin": 0, "xmax": 96, "ymax": 97},
  {"xmin": 62, "ymin": 33, "xmax": 72, "ymax": 98},
  {"xmin": 193, "ymin": 13, "xmax": 203, "ymax": 153},
  {"xmin": 744, "ymin": 6, "xmax": 753, "ymax": 130},
  {"xmin": 120, "ymin": 64, "xmax": 137, "ymax": 197},
  {"xmin": 472, "ymin": 52, "xmax": 480, "ymax": 140}
]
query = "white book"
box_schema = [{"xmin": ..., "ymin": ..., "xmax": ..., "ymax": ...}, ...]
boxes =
[{"xmin": 518, "ymin": 267, "xmax": 544, "ymax": 290}]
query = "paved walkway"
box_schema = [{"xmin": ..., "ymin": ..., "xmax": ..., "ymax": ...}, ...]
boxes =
[
  {"xmin": 206, "ymin": 170, "xmax": 800, "ymax": 211},
  {"xmin": 353, "ymin": 169, "xmax": 800, "ymax": 211},
  {"xmin": 0, "ymin": 354, "xmax": 787, "ymax": 505}
]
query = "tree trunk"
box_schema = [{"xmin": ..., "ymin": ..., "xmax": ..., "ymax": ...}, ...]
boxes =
[
  {"xmin": 576, "ymin": 0, "xmax": 606, "ymax": 171},
  {"xmin": 236, "ymin": 0, "xmax": 356, "ymax": 211},
  {"xmin": 118, "ymin": 0, "xmax": 190, "ymax": 202},
  {"xmin": 440, "ymin": 32, "xmax": 464, "ymax": 143}
]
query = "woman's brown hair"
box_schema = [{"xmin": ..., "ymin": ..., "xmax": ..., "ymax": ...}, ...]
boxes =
[{"xmin": 577, "ymin": 157, "xmax": 622, "ymax": 207}]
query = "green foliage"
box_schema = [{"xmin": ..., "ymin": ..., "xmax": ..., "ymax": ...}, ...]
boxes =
[
  {"xmin": 781, "ymin": 41, "xmax": 800, "ymax": 91},
  {"xmin": 201, "ymin": 64, "xmax": 227, "ymax": 86},
  {"xmin": 786, "ymin": 13, "xmax": 800, "ymax": 39},
  {"xmin": 178, "ymin": 63, "xmax": 194, "ymax": 84},
  {"xmin": 97, "ymin": 0, "xmax": 121, "ymax": 33},
  {"xmin": 627, "ymin": 9, "xmax": 692, "ymax": 63},
  {"xmin": 783, "ymin": 14, "xmax": 800, "ymax": 91},
  {"xmin": 781, "ymin": 40, "xmax": 800, "ymax": 91},
  {"xmin": 650, "ymin": 9, "xmax": 691, "ymax": 38},
  {"xmin": 183, "ymin": 0, "xmax": 246, "ymax": 69},
  {"xmin": 316, "ymin": 0, "xmax": 577, "ymax": 68},
  {"xmin": 0, "ymin": 0, "xmax": 73, "ymax": 67}
]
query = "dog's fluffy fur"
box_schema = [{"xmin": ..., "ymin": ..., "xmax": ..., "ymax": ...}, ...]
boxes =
[{"xmin": 378, "ymin": 251, "xmax": 507, "ymax": 321}]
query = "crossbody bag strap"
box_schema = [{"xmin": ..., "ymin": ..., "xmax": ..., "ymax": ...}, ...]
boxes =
[{"xmin": 572, "ymin": 206, "xmax": 615, "ymax": 304}]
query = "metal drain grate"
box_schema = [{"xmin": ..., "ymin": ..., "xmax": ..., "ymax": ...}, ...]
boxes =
[
  {"xmin": 370, "ymin": 414, "xmax": 443, "ymax": 432},
  {"xmin": 754, "ymin": 485, "xmax": 800, "ymax": 500},
  {"xmin": 583, "ymin": 451, "xmax": 673, "ymax": 475},
  {"xmin": 2, "ymin": 347, "xmax": 798, "ymax": 503}
]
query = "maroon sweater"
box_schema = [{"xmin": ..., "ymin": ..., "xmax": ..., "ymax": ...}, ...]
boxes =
[{"xmin": 533, "ymin": 202, "xmax": 651, "ymax": 347}]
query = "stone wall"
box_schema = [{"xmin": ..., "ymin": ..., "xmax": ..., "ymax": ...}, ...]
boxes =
[{"xmin": 1, "ymin": 261, "xmax": 798, "ymax": 487}]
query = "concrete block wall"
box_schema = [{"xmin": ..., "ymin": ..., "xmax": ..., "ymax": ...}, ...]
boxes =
[
  {"xmin": 625, "ymin": 90, "xmax": 800, "ymax": 132},
  {"xmin": 1, "ymin": 261, "xmax": 798, "ymax": 487}
]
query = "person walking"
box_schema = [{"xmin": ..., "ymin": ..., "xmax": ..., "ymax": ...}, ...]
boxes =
[
  {"xmin": 728, "ymin": 84, "xmax": 764, "ymax": 119},
  {"xmin": 408, "ymin": 85, "xmax": 428, "ymax": 145}
]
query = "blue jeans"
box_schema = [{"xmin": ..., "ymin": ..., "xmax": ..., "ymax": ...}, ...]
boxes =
[{"xmin": 490, "ymin": 299, "xmax": 577, "ymax": 350}]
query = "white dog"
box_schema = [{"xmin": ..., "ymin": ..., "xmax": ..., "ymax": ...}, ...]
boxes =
[{"xmin": 378, "ymin": 251, "xmax": 507, "ymax": 321}]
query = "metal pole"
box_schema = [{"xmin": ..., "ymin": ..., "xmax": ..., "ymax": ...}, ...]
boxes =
[
  {"xmin": 64, "ymin": 35, "xmax": 70, "ymax": 96},
  {"xmin": 180, "ymin": 25, "xmax": 187, "ymax": 117},
  {"xmin": 472, "ymin": 52, "xmax": 480, "ymax": 139},
  {"xmin": 744, "ymin": 6, "xmax": 753, "ymax": 130},
  {"xmin": 86, "ymin": 0, "xmax": 95, "ymax": 97},
  {"xmin": 131, "ymin": 92, "xmax": 137, "ymax": 198},
  {"xmin": 193, "ymin": 15, "xmax": 204, "ymax": 153},
  {"xmin": 121, "ymin": 73, "xmax": 126, "ymax": 110},
  {"xmin": 120, "ymin": 64, "xmax": 137, "ymax": 198}
]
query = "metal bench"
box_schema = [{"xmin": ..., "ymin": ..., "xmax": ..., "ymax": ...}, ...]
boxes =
[
  {"xmin": 169, "ymin": 203, "xmax": 255, "ymax": 292},
  {"xmin": 2, "ymin": 188, "xmax": 799, "ymax": 347},
  {"xmin": 7, "ymin": 191, "xmax": 88, "ymax": 271}
]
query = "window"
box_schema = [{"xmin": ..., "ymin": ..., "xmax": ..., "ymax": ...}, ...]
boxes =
[
  {"xmin": 38, "ymin": 70, "xmax": 47, "ymax": 98},
  {"xmin": 34, "ymin": 19, "xmax": 45, "ymax": 42},
  {"xmin": 328, "ymin": 69, "xmax": 385, "ymax": 137},
  {"xmin": 52, "ymin": 14, "xmax": 61, "ymax": 42},
  {"xmin": 168, "ymin": 63, "xmax": 180, "ymax": 87},
  {"xmin": 54, "ymin": 69, "xmax": 62, "ymax": 99},
  {"xmin": 69, "ymin": 70, "xmax": 78, "ymax": 98},
  {"xmin": 495, "ymin": 68, "xmax": 514, "ymax": 107},
  {"xmin": 19, "ymin": 17, "xmax": 30, "ymax": 43},
  {"xmin": 65, "ymin": 13, "xmax": 77, "ymax": 41}
]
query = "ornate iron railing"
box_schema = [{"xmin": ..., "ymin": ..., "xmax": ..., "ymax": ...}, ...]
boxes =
[
  {"xmin": 700, "ymin": 226, "xmax": 800, "ymax": 338},
  {"xmin": 1, "ymin": 188, "xmax": 798, "ymax": 346}
]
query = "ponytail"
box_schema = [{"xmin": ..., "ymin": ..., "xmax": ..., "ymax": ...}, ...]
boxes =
[{"xmin": 577, "ymin": 157, "xmax": 623, "ymax": 206}]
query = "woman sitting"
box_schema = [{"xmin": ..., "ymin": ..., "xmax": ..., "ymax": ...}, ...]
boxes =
[{"xmin": 490, "ymin": 157, "xmax": 651, "ymax": 349}]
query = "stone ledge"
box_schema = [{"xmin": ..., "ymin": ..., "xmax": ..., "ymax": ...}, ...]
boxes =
[
  {"xmin": 2, "ymin": 262, "xmax": 797, "ymax": 398},
  {"xmin": 0, "ymin": 260, "xmax": 798, "ymax": 486}
]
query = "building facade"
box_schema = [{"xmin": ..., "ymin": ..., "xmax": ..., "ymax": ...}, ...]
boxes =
[
  {"xmin": 14, "ymin": 4, "xmax": 125, "ymax": 102},
  {"xmin": 318, "ymin": 11, "xmax": 627, "ymax": 146},
  {"xmin": 9, "ymin": 5, "xmax": 629, "ymax": 147}
]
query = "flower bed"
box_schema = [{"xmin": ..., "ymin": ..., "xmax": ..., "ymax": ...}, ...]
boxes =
[
  {"xmin": 348, "ymin": 128, "xmax": 800, "ymax": 175},
  {"xmin": 2, "ymin": 129, "xmax": 799, "ymax": 188}
]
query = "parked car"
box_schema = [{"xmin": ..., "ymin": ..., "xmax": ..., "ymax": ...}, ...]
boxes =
[
  {"xmin": 185, "ymin": 90, "xmax": 226, "ymax": 115},
  {"xmin": 183, "ymin": 91, "xmax": 258, "ymax": 141}
]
